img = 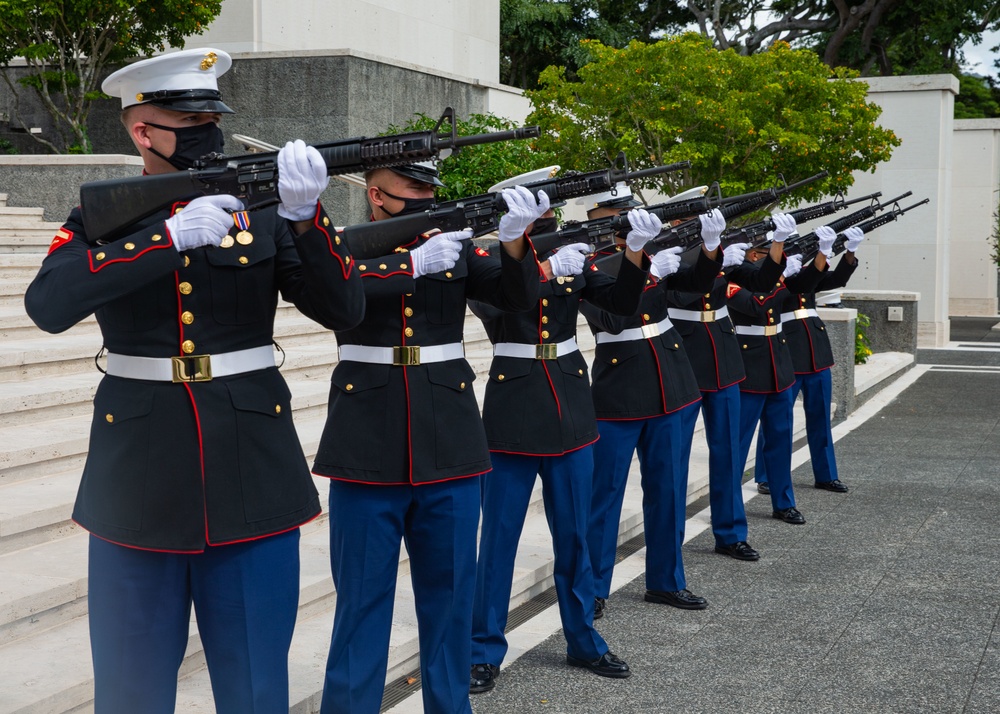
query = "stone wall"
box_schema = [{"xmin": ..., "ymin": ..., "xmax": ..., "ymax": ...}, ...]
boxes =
[
  {"xmin": 840, "ymin": 290, "xmax": 920, "ymax": 355},
  {"xmin": 0, "ymin": 52, "xmax": 506, "ymax": 225},
  {"xmin": 817, "ymin": 306, "xmax": 857, "ymax": 422}
]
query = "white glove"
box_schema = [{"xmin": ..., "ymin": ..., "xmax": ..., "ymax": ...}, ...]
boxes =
[
  {"xmin": 547, "ymin": 243, "xmax": 590, "ymax": 277},
  {"xmin": 771, "ymin": 212, "xmax": 797, "ymax": 243},
  {"xmin": 782, "ymin": 254, "xmax": 803, "ymax": 278},
  {"xmin": 698, "ymin": 208, "xmax": 725, "ymax": 252},
  {"xmin": 722, "ymin": 242, "xmax": 749, "ymax": 269},
  {"xmin": 498, "ymin": 186, "xmax": 550, "ymax": 243},
  {"xmin": 277, "ymin": 139, "xmax": 329, "ymax": 221},
  {"xmin": 844, "ymin": 226, "xmax": 865, "ymax": 252},
  {"xmin": 650, "ymin": 246, "xmax": 683, "ymax": 280},
  {"xmin": 165, "ymin": 194, "xmax": 245, "ymax": 252},
  {"xmin": 816, "ymin": 225, "xmax": 836, "ymax": 258},
  {"xmin": 625, "ymin": 208, "xmax": 662, "ymax": 253},
  {"xmin": 410, "ymin": 228, "xmax": 471, "ymax": 278}
]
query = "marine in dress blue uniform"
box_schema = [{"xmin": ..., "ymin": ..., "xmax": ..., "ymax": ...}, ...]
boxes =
[
  {"xmin": 583, "ymin": 187, "xmax": 723, "ymax": 614},
  {"xmin": 754, "ymin": 226, "xmax": 864, "ymax": 494},
  {"xmin": 468, "ymin": 170, "xmax": 642, "ymax": 693},
  {"xmin": 313, "ymin": 163, "xmax": 541, "ymax": 714},
  {"xmin": 727, "ymin": 233, "xmax": 832, "ymax": 526},
  {"xmin": 23, "ymin": 48, "xmax": 365, "ymax": 714},
  {"xmin": 663, "ymin": 210, "xmax": 792, "ymax": 561}
]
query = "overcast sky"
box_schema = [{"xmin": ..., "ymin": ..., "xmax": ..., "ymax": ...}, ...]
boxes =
[{"xmin": 962, "ymin": 28, "xmax": 999, "ymax": 79}]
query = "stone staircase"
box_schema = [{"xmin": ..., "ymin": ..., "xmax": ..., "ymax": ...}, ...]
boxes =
[{"xmin": 0, "ymin": 191, "xmax": 804, "ymax": 714}]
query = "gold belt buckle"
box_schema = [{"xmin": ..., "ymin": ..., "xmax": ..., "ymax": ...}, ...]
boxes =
[
  {"xmin": 641, "ymin": 324, "xmax": 660, "ymax": 339},
  {"xmin": 793, "ymin": 308, "xmax": 811, "ymax": 320},
  {"xmin": 393, "ymin": 345, "xmax": 421, "ymax": 366},
  {"xmin": 535, "ymin": 343, "xmax": 558, "ymax": 360},
  {"xmin": 700, "ymin": 310, "xmax": 716, "ymax": 323},
  {"xmin": 763, "ymin": 325, "xmax": 779, "ymax": 337},
  {"xmin": 171, "ymin": 354, "xmax": 212, "ymax": 383}
]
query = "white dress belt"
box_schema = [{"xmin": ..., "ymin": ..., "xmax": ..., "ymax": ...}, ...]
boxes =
[
  {"xmin": 667, "ymin": 306, "xmax": 730, "ymax": 323},
  {"xmin": 780, "ymin": 308, "xmax": 819, "ymax": 322},
  {"xmin": 493, "ymin": 337, "xmax": 579, "ymax": 360},
  {"xmin": 734, "ymin": 323, "xmax": 783, "ymax": 336},
  {"xmin": 595, "ymin": 316, "xmax": 673, "ymax": 344},
  {"xmin": 338, "ymin": 342, "xmax": 465, "ymax": 366},
  {"xmin": 106, "ymin": 345, "xmax": 275, "ymax": 383}
]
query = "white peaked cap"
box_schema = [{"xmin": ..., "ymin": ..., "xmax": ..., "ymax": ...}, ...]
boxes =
[
  {"xmin": 576, "ymin": 181, "xmax": 640, "ymax": 209},
  {"xmin": 488, "ymin": 166, "xmax": 560, "ymax": 193},
  {"xmin": 664, "ymin": 186, "xmax": 709, "ymax": 204},
  {"xmin": 102, "ymin": 48, "xmax": 234, "ymax": 112}
]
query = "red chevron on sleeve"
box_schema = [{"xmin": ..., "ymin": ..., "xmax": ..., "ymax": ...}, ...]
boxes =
[
  {"xmin": 475, "ymin": 247, "xmax": 490, "ymax": 257},
  {"xmin": 726, "ymin": 283, "xmax": 741, "ymax": 298},
  {"xmin": 47, "ymin": 228, "xmax": 73, "ymax": 254}
]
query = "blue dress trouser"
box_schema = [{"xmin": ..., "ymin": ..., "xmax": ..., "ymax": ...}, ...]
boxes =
[
  {"xmin": 588, "ymin": 403, "xmax": 700, "ymax": 598},
  {"xmin": 88, "ymin": 530, "xmax": 300, "ymax": 714},
  {"xmin": 472, "ymin": 448, "xmax": 607, "ymax": 667},
  {"xmin": 699, "ymin": 385, "xmax": 749, "ymax": 546},
  {"xmin": 322, "ymin": 477, "xmax": 479, "ymax": 714},
  {"xmin": 754, "ymin": 369, "xmax": 839, "ymax": 485},
  {"xmin": 739, "ymin": 388, "xmax": 797, "ymax": 511}
]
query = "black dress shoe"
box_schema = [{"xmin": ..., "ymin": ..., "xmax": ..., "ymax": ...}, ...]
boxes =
[
  {"xmin": 772, "ymin": 507, "xmax": 806, "ymax": 524},
  {"xmin": 566, "ymin": 651, "xmax": 631, "ymax": 678},
  {"xmin": 756, "ymin": 482, "xmax": 770, "ymax": 494},
  {"xmin": 644, "ymin": 588, "xmax": 708, "ymax": 610},
  {"xmin": 815, "ymin": 479, "xmax": 849, "ymax": 493},
  {"xmin": 714, "ymin": 541, "xmax": 760, "ymax": 561},
  {"xmin": 469, "ymin": 663, "xmax": 499, "ymax": 694},
  {"xmin": 594, "ymin": 597, "xmax": 606, "ymax": 620}
]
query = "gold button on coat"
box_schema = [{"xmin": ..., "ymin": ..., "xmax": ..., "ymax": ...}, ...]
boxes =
[
  {"xmin": 643, "ymin": 314, "xmax": 650, "ymax": 321},
  {"xmin": 323, "ymin": 217, "xmax": 330, "ymax": 226},
  {"xmin": 404, "ymin": 327, "xmax": 414, "ymax": 337},
  {"xmin": 611, "ymin": 358, "xmax": 618, "ymax": 364},
  {"xmin": 95, "ymin": 252, "xmax": 106, "ymax": 260},
  {"xmin": 239, "ymin": 256, "xmax": 249, "ymax": 265},
  {"xmin": 181, "ymin": 311, "xmax": 195, "ymax": 325},
  {"xmin": 541, "ymin": 316, "xmax": 549, "ymax": 324},
  {"xmin": 151, "ymin": 234, "xmax": 162, "ymax": 242},
  {"xmin": 445, "ymin": 272, "xmax": 453, "ymax": 279},
  {"xmin": 404, "ymin": 308, "xmax": 414, "ymax": 317},
  {"xmin": 541, "ymin": 330, "xmax": 550, "ymax": 339},
  {"xmin": 497, "ymin": 374, "xmax": 505, "ymax": 381},
  {"xmin": 105, "ymin": 414, "xmax": 114, "ymax": 423},
  {"xmin": 124, "ymin": 242, "xmax": 135, "ymax": 250},
  {"xmin": 181, "ymin": 340, "xmax": 195, "ymax": 354},
  {"xmin": 346, "ymin": 384, "xmax": 354, "ymax": 391},
  {"xmin": 275, "ymin": 405, "xmax": 282, "ymax": 414},
  {"xmin": 542, "ymin": 299, "xmax": 549, "ymax": 306},
  {"xmin": 179, "ymin": 282, "xmax": 193, "ymax": 295}
]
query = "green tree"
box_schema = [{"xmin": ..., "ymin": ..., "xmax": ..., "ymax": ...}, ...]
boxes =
[
  {"xmin": 526, "ymin": 34, "xmax": 900, "ymax": 202},
  {"xmin": 500, "ymin": 0, "xmax": 690, "ymax": 89},
  {"xmin": 0, "ymin": 0, "xmax": 223, "ymax": 153},
  {"xmin": 388, "ymin": 112, "xmax": 558, "ymax": 202}
]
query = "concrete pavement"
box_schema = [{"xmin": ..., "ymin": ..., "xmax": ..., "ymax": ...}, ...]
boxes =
[{"xmin": 389, "ymin": 357, "xmax": 1000, "ymax": 713}]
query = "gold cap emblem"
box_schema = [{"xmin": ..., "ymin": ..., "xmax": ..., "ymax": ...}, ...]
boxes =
[{"xmin": 200, "ymin": 52, "xmax": 218, "ymax": 71}]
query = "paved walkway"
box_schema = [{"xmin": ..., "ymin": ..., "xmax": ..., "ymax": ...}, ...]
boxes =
[{"xmin": 390, "ymin": 359, "xmax": 1000, "ymax": 713}]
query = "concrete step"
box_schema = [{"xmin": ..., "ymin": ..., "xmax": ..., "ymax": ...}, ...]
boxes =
[{"xmin": 0, "ymin": 379, "xmax": 335, "ymax": 552}]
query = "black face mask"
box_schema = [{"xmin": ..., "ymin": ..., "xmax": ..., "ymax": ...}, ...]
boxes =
[
  {"xmin": 377, "ymin": 188, "xmax": 435, "ymax": 217},
  {"xmin": 529, "ymin": 216, "xmax": 558, "ymax": 236},
  {"xmin": 145, "ymin": 121, "xmax": 225, "ymax": 170}
]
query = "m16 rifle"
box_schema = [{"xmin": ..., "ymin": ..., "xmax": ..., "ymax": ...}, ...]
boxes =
[
  {"xmin": 526, "ymin": 184, "xmax": 726, "ymax": 259},
  {"xmin": 783, "ymin": 191, "xmax": 913, "ymax": 260},
  {"xmin": 591, "ymin": 170, "xmax": 830, "ymax": 275},
  {"xmin": 806, "ymin": 196, "xmax": 930, "ymax": 261},
  {"xmin": 79, "ymin": 107, "xmax": 540, "ymax": 244},
  {"xmin": 341, "ymin": 152, "xmax": 690, "ymax": 260},
  {"xmin": 719, "ymin": 191, "xmax": 882, "ymax": 250}
]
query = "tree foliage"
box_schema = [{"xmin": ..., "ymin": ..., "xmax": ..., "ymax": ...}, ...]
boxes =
[
  {"xmin": 0, "ymin": 0, "xmax": 223, "ymax": 153},
  {"xmin": 526, "ymin": 34, "xmax": 900, "ymax": 204},
  {"xmin": 502, "ymin": 1, "xmax": 1000, "ymax": 118},
  {"xmin": 387, "ymin": 112, "xmax": 559, "ymax": 202}
]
